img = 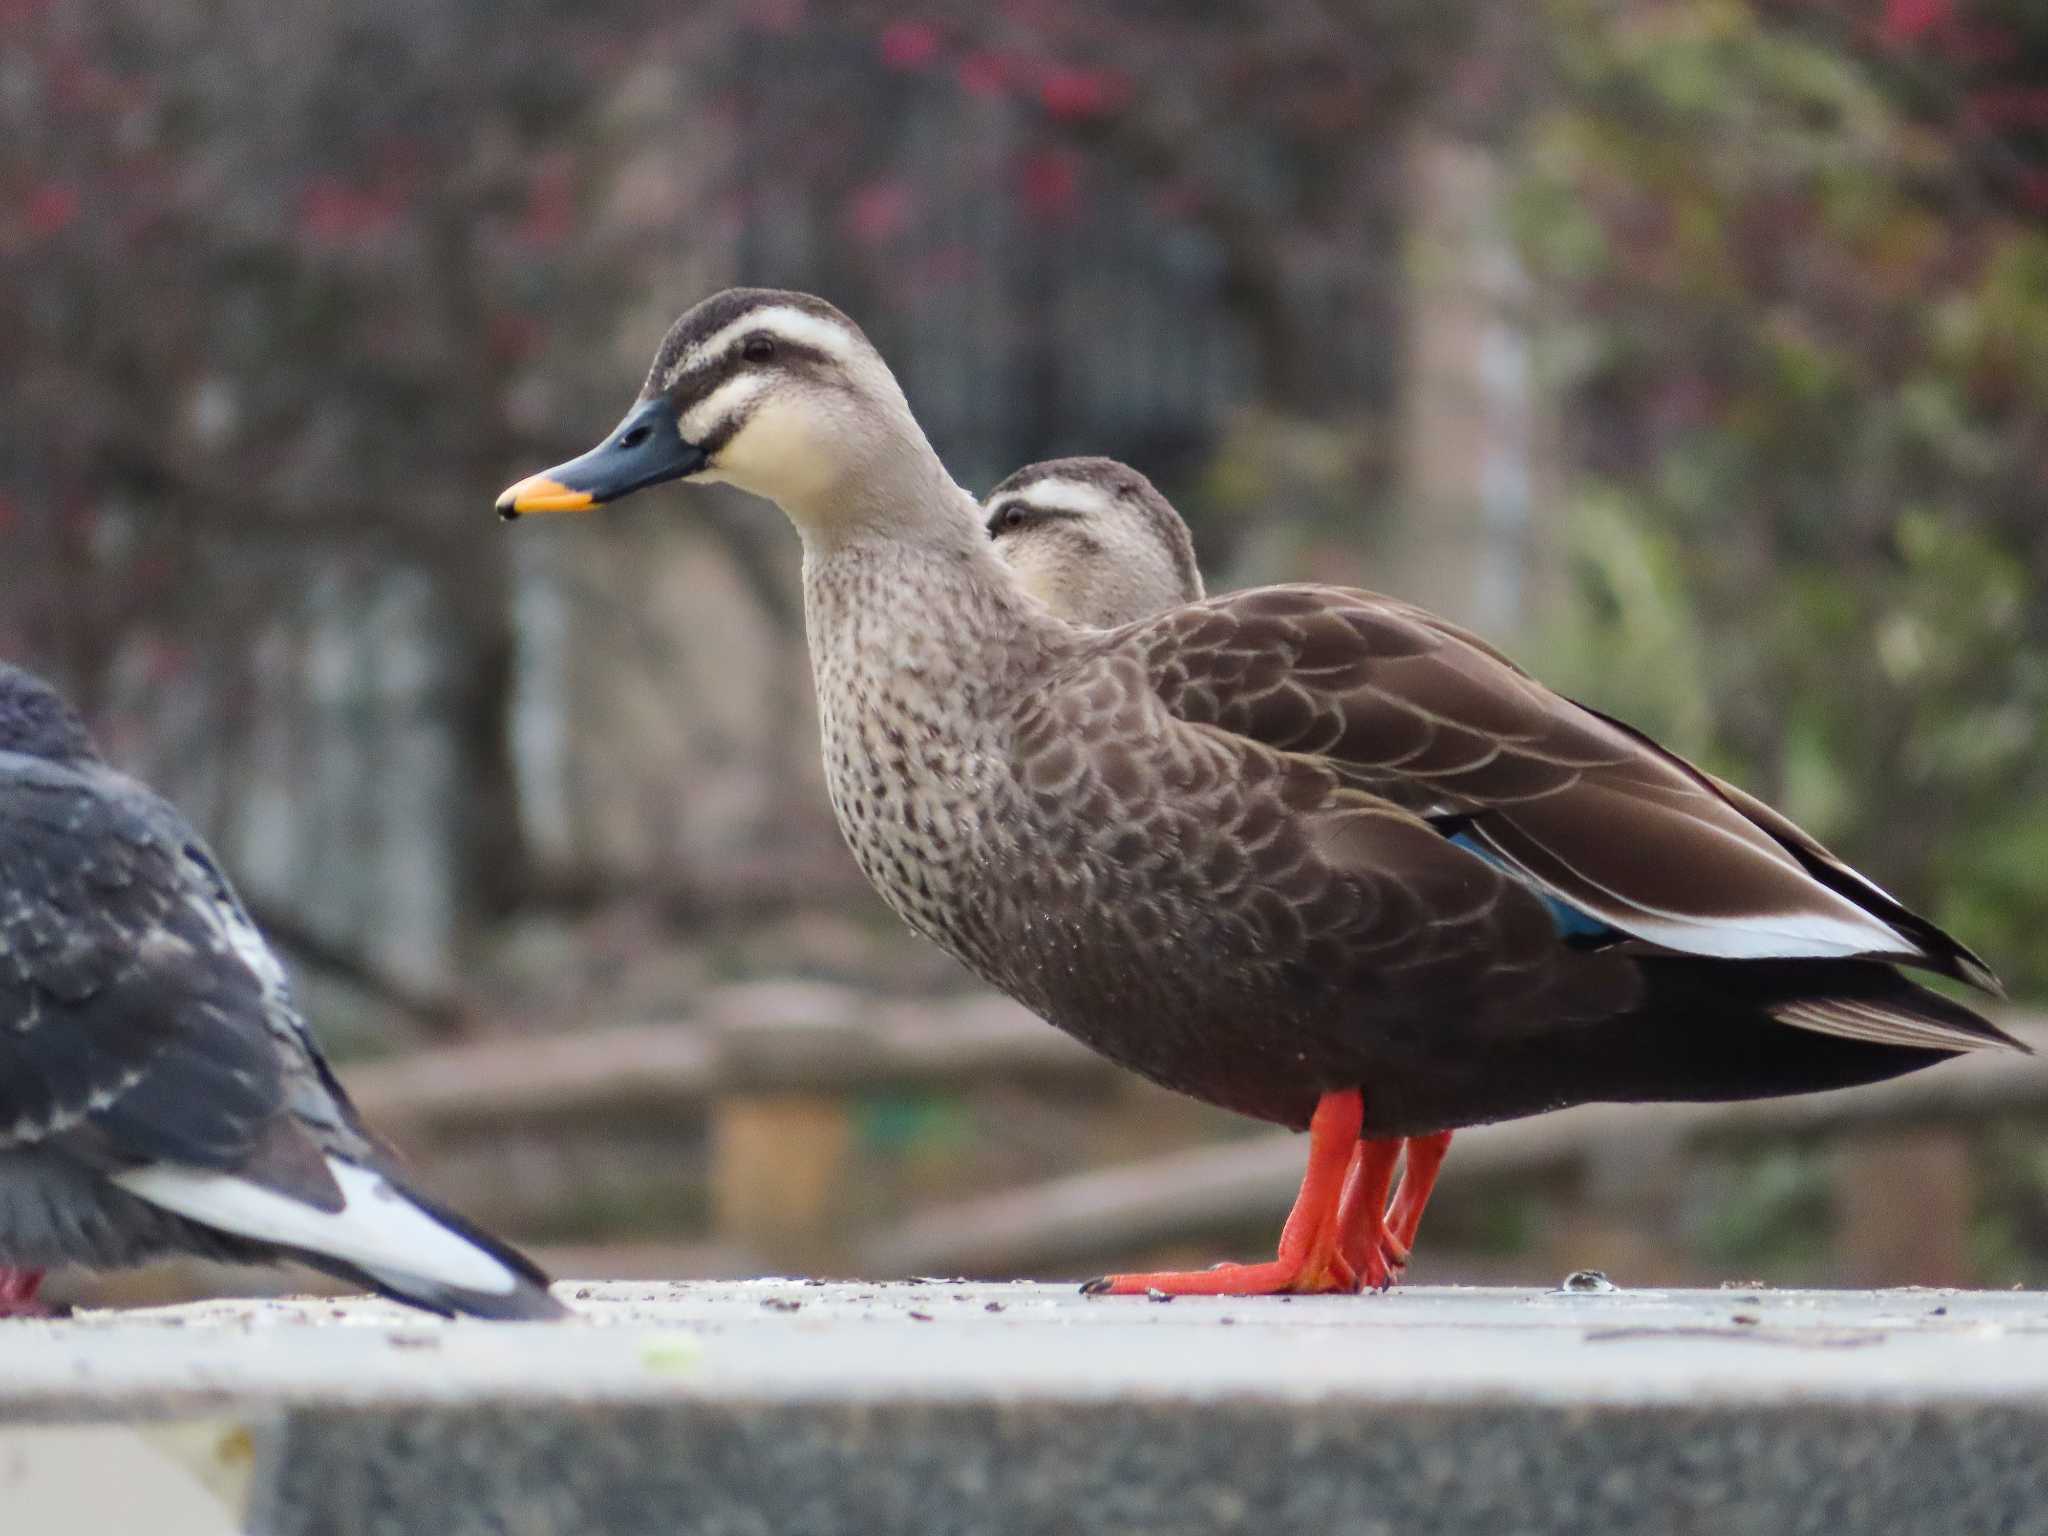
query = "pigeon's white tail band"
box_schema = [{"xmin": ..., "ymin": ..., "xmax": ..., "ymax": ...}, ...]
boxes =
[{"xmin": 110, "ymin": 1157, "xmax": 520, "ymax": 1296}]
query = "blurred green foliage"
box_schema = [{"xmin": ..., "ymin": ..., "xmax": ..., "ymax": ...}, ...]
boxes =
[
  {"xmin": 1518, "ymin": 0, "xmax": 2048, "ymax": 993},
  {"xmin": 1692, "ymin": 1144, "xmax": 1838, "ymax": 1276},
  {"xmin": 1973, "ymin": 1117, "xmax": 2048, "ymax": 1284}
]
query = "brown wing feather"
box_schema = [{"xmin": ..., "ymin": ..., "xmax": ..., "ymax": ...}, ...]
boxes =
[
  {"xmin": 1169, "ymin": 704, "xmax": 1594, "ymax": 1000},
  {"xmin": 985, "ymin": 673, "xmax": 1649, "ymax": 1127},
  {"xmin": 1125, "ymin": 584, "xmax": 2003, "ymax": 1012},
  {"xmin": 1578, "ymin": 705, "xmax": 2002, "ymax": 995}
]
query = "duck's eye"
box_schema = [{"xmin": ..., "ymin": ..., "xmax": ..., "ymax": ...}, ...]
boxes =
[
  {"xmin": 618, "ymin": 422, "xmax": 654, "ymax": 449},
  {"xmin": 741, "ymin": 335, "xmax": 776, "ymax": 364},
  {"xmin": 999, "ymin": 504, "xmax": 1029, "ymax": 530}
]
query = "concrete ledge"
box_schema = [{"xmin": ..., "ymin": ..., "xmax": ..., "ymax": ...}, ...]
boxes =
[{"xmin": 5, "ymin": 1282, "xmax": 2047, "ymax": 1534}]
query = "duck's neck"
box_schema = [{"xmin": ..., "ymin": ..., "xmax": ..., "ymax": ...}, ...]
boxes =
[
  {"xmin": 788, "ymin": 423, "xmax": 1063, "ymax": 684},
  {"xmin": 787, "ymin": 433, "xmax": 1068, "ymax": 952}
]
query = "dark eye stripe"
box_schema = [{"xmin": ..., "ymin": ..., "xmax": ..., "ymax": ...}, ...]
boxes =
[
  {"xmin": 736, "ymin": 338, "xmax": 835, "ymax": 369},
  {"xmin": 660, "ymin": 339, "xmax": 842, "ymax": 419},
  {"xmin": 985, "ymin": 501, "xmax": 1089, "ymax": 538}
]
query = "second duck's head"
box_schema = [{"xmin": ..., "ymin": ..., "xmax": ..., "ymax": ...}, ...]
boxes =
[
  {"xmin": 984, "ymin": 457, "xmax": 1203, "ymax": 628},
  {"xmin": 498, "ymin": 288, "xmax": 932, "ymax": 530}
]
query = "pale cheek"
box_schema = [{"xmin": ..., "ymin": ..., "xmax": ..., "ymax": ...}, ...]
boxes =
[
  {"xmin": 1014, "ymin": 562, "xmax": 1060, "ymax": 614},
  {"xmin": 1001, "ymin": 549, "xmax": 1076, "ymax": 622},
  {"xmin": 717, "ymin": 398, "xmax": 838, "ymax": 504}
]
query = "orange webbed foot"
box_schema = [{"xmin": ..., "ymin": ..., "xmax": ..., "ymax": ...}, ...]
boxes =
[{"xmin": 1080, "ymin": 1091, "xmax": 1364, "ymax": 1299}]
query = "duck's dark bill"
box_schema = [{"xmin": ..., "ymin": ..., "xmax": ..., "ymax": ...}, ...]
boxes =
[{"xmin": 496, "ymin": 398, "xmax": 707, "ymax": 519}]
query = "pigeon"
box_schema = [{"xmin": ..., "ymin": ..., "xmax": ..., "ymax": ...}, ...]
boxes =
[{"xmin": 0, "ymin": 663, "xmax": 564, "ymax": 1318}]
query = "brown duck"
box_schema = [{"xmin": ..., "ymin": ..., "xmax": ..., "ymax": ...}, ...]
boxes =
[
  {"xmin": 500, "ymin": 291, "xmax": 2020, "ymax": 1296},
  {"xmin": 985, "ymin": 455, "xmax": 1452, "ymax": 1285}
]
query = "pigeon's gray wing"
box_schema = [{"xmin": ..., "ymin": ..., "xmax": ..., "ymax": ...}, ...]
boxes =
[
  {"xmin": 0, "ymin": 752, "xmax": 563, "ymax": 1319},
  {"xmin": 0, "ymin": 754, "xmax": 286, "ymax": 1170}
]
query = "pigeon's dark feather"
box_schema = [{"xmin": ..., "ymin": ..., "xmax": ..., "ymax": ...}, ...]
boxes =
[
  {"xmin": 0, "ymin": 665, "xmax": 564, "ymax": 1320},
  {"xmin": 0, "ymin": 758, "xmax": 282, "ymax": 1166}
]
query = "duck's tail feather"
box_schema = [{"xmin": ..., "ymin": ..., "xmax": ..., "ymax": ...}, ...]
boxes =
[
  {"xmin": 1606, "ymin": 955, "xmax": 2029, "ymax": 1107},
  {"xmin": 1768, "ymin": 985, "xmax": 2028, "ymax": 1057}
]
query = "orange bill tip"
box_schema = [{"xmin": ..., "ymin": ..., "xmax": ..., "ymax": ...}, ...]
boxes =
[{"xmin": 495, "ymin": 474, "xmax": 597, "ymax": 519}]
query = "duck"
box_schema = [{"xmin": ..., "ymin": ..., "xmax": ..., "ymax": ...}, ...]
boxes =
[
  {"xmin": 0, "ymin": 663, "xmax": 565, "ymax": 1319},
  {"xmin": 984, "ymin": 457, "xmax": 1208, "ymax": 629},
  {"xmin": 984, "ymin": 456, "xmax": 1456, "ymax": 1283},
  {"xmin": 499, "ymin": 288, "xmax": 2021, "ymax": 1297}
]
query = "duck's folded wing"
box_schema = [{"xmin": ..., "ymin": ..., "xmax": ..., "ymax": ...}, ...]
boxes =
[
  {"xmin": 1130, "ymin": 585, "xmax": 2006, "ymax": 1031},
  {"xmin": 0, "ymin": 762, "xmax": 289, "ymax": 1171},
  {"xmin": 1013, "ymin": 687, "xmax": 1608, "ymax": 1023},
  {"xmin": 1584, "ymin": 707, "xmax": 2002, "ymax": 997}
]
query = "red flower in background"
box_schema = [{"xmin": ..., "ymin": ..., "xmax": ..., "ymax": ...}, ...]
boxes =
[
  {"xmin": 844, "ymin": 179, "xmax": 914, "ymax": 245},
  {"xmin": 1882, "ymin": 0, "xmax": 1951, "ymax": 45},
  {"xmin": 1038, "ymin": 67, "xmax": 1128, "ymax": 122},
  {"xmin": 142, "ymin": 637, "xmax": 191, "ymax": 683},
  {"xmin": 25, "ymin": 182, "xmax": 79, "ymax": 237},
  {"xmin": 297, "ymin": 177, "xmax": 406, "ymax": 244},
  {"xmin": 1148, "ymin": 181, "xmax": 1204, "ymax": 220},
  {"xmin": 1968, "ymin": 86, "xmax": 2048, "ymax": 131},
  {"xmin": 879, "ymin": 20, "xmax": 942, "ymax": 72},
  {"xmin": 43, "ymin": 46, "xmax": 122, "ymax": 114},
  {"xmin": 487, "ymin": 311, "xmax": 543, "ymax": 365},
  {"xmin": 517, "ymin": 154, "xmax": 576, "ymax": 249},
  {"xmin": 1018, "ymin": 148, "xmax": 1080, "ymax": 220}
]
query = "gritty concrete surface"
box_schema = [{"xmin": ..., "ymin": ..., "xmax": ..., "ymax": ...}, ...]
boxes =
[{"xmin": 3, "ymin": 1280, "xmax": 2047, "ymax": 1534}]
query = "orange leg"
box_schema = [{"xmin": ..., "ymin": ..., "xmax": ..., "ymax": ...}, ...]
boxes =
[
  {"xmin": 1082, "ymin": 1090, "xmax": 1364, "ymax": 1297},
  {"xmin": 0, "ymin": 1267, "xmax": 46, "ymax": 1319},
  {"xmin": 1334, "ymin": 1139, "xmax": 1404, "ymax": 1291},
  {"xmin": 1382, "ymin": 1131, "xmax": 1455, "ymax": 1267}
]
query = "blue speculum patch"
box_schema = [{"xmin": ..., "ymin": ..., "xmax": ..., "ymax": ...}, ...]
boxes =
[{"xmin": 1446, "ymin": 830, "xmax": 1618, "ymax": 942}]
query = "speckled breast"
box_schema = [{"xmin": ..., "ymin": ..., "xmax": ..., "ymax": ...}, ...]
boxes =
[
  {"xmin": 802, "ymin": 552, "xmax": 1399, "ymax": 1131},
  {"xmin": 804, "ymin": 554, "xmax": 1033, "ymax": 976}
]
